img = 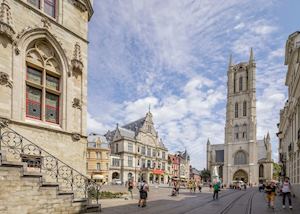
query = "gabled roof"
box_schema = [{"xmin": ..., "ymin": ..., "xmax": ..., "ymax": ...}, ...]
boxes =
[
  {"xmin": 118, "ymin": 127, "xmax": 135, "ymax": 139},
  {"xmin": 122, "ymin": 117, "xmax": 146, "ymax": 133}
]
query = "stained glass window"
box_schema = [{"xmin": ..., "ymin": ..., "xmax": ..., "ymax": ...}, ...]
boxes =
[
  {"xmin": 45, "ymin": 93, "xmax": 59, "ymax": 123},
  {"xmin": 26, "ymin": 86, "xmax": 42, "ymax": 119},
  {"xmin": 44, "ymin": 0, "xmax": 56, "ymax": 18},
  {"xmin": 46, "ymin": 74, "xmax": 59, "ymax": 90},
  {"xmin": 27, "ymin": 67, "xmax": 42, "ymax": 85},
  {"xmin": 28, "ymin": 0, "xmax": 40, "ymax": 8}
]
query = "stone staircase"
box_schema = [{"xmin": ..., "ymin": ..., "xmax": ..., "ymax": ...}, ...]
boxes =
[
  {"xmin": 0, "ymin": 123, "xmax": 101, "ymax": 214},
  {"xmin": 0, "ymin": 150, "xmax": 101, "ymax": 214}
]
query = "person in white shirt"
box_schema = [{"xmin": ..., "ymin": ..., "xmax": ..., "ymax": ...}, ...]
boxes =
[{"xmin": 281, "ymin": 177, "xmax": 293, "ymax": 209}]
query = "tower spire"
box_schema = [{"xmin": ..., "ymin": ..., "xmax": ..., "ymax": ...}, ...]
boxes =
[
  {"xmin": 228, "ymin": 54, "xmax": 233, "ymax": 67},
  {"xmin": 249, "ymin": 47, "xmax": 254, "ymax": 62},
  {"xmin": 207, "ymin": 138, "xmax": 211, "ymax": 145}
]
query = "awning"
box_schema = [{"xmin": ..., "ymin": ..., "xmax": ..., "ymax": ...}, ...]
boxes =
[
  {"xmin": 93, "ymin": 175, "xmax": 104, "ymax": 179},
  {"xmin": 152, "ymin": 169, "xmax": 164, "ymax": 175}
]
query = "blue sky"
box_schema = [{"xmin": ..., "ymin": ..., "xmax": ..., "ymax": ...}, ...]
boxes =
[{"xmin": 87, "ymin": 0, "xmax": 300, "ymax": 170}]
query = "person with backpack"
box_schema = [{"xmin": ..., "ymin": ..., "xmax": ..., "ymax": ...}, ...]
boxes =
[
  {"xmin": 138, "ymin": 180, "xmax": 149, "ymax": 207},
  {"xmin": 281, "ymin": 177, "xmax": 293, "ymax": 209},
  {"xmin": 213, "ymin": 182, "xmax": 220, "ymax": 200}
]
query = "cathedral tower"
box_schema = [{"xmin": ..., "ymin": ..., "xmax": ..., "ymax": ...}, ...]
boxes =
[{"xmin": 223, "ymin": 49, "xmax": 258, "ymax": 185}]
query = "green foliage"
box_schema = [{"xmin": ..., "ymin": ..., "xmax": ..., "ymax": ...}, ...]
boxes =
[
  {"xmin": 273, "ymin": 163, "xmax": 281, "ymax": 180},
  {"xmin": 200, "ymin": 169, "xmax": 211, "ymax": 182}
]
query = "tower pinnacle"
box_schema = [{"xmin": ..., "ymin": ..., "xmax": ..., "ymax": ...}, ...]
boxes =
[{"xmin": 249, "ymin": 47, "xmax": 254, "ymax": 62}]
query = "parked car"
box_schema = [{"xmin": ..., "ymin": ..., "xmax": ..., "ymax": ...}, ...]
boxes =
[{"xmin": 112, "ymin": 179, "xmax": 122, "ymax": 185}]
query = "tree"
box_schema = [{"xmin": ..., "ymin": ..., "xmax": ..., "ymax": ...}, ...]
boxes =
[
  {"xmin": 273, "ymin": 163, "xmax": 282, "ymax": 181},
  {"xmin": 200, "ymin": 168, "xmax": 211, "ymax": 182}
]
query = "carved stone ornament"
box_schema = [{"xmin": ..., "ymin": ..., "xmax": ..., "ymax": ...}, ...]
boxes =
[
  {"xmin": 0, "ymin": 0, "xmax": 15, "ymax": 41},
  {"xmin": 41, "ymin": 17, "xmax": 51, "ymax": 29},
  {"xmin": 72, "ymin": 98, "xmax": 82, "ymax": 109},
  {"xmin": 0, "ymin": 117, "xmax": 9, "ymax": 128},
  {"xmin": 0, "ymin": 71, "xmax": 12, "ymax": 87},
  {"xmin": 71, "ymin": 42, "xmax": 84, "ymax": 75},
  {"xmin": 71, "ymin": 132, "xmax": 81, "ymax": 141}
]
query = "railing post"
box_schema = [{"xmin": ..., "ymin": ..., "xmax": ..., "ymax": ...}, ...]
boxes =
[{"xmin": 56, "ymin": 159, "xmax": 59, "ymax": 183}]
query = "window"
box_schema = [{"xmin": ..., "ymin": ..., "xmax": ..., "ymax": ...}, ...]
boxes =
[
  {"xmin": 96, "ymin": 152, "xmax": 101, "ymax": 159},
  {"xmin": 242, "ymin": 124, "xmax": 247, "ymax": 139},
  {"xmin": 243, "ymin": 101, "xmax": 247, "ymax": 116},
  {"xmin": 44, "ymin": 0, "xmax": 56, "ymax": 17},
  {"xmin": 96, "ymin": 163, "xmax": 101, "ymax": 170},
  {"xmin": 235, "ymin": 103, "xmax": 239, "ymax": 118},
  {"xmin": 147, "ymin": 160, "xmax": 151, "ymax": 168},
  {"xmin": 147, "ymin": 147, "xmax": 151, "ymax": 156},
  {"xmin": 27, "ymin": 0, "xmax": 56, "ymax": 18},
  {"xmin": 115, "ymin": 143, "xmax": 119, "ymax": 153},
  {"xmin": 128, "ymin": 156, "xmax": 133, "ymax": 167},
  {"xmin": 141, "ymin": 146, "xmax": 146, "ymax": 155},
  {"xmin": 112, "ymin": 158, "xmax": 120, "ymax": 167},
  {"xmin": 234, "ymin": 151, "xmax": 247, "ymax": 165},
  {"xmin": 28, "ymin": 0, "xmax": 40, "ymax": 8},
  {"xmin": 138, "ymin": 146, "xmax": 140, "ymax": 153},
  {"xmin": 234, "ymin": 125, "xmax": 239, "ymax": 140},
  {"xmin": 239, "ymin": 76, "xmax": 243, "ymax": 91},
  {"xmin": 162, "ymin": 152, "xmax": 165, "ymax": 160},
  {"xmin": 26, "ymin": 40, "xmax": 61, "ymax": 124},
  {"xmin": 259, "ymin": 164, "xmax": 264, "ymax": 178},
  {"xmin": 162, "ymin": 162, "xmax": 165, "ymax": 170},
  {"xmin": 152, "ymin": 149, "xmax": 156, "ymax": 157},
  {"xmin": 128, "ymin": 143, "xmax": 133, "ymax": 152},
  {"xmin": 142, "ymin": 159, "xmax": 146, "ymax": 168},
  {"xmin": 137, "ymin": 159, "xmax": 140, "ymax": 166}
]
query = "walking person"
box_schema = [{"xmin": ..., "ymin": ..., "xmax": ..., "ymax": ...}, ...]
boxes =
[
  {"xmin": 265, "ymin": 181, "xmax": 276, "ymax": 209},
  {"xmin": 213, "ymin": 182, "xmax": 220, "ymax": 200},
  {"xmin": 192, "ymin": 180, "xmax": 196, "ymax": 193},
  {"xmin": 128, "ymin": 179, "xmax": 134, "ymax": 199},
  {"xmin": 138, "ymin": 180, "xmax": 149, "ymax": 207},
  {"xmin": 197, "ymin": 181, "xmax": 202, "ymax": 192},
  {"xmin": 281, "ymin": 177, "xmax": 293, "ymax": 209},
  {"xmin": 137, "ymin": 180, "xmax": 145, "ymax": 207}
]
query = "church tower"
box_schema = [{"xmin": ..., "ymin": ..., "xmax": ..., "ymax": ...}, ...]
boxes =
[{"xmin": 223, "ymin": 49, "xmax": 258, "ymax": 185}]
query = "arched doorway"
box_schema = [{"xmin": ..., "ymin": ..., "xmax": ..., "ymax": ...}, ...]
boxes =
[
  {"xmin": 259, "ymin": 164, "xmax": 264, "ymax": 178},
  {"xmin": 112, "ymin": 172, "xmax": 120, "ymax": 179},
  {"xmin": 233, "ymin": 169, "xmax": 248, "ymax": 183}
]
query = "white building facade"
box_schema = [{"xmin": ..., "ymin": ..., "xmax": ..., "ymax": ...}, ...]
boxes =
[{"xmin": 278, "ymin": 31, "xmax": 300, "ymax": 197}]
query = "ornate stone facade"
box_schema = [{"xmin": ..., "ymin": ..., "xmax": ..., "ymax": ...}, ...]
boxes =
[
  {"xmin": 278, "ymin": 31, "xmax": 300, "ymax": 197},
  {"xmin": 0, "ymin": 0, "xmax": 93, "ymax": 174},
  {"xmin": 105, "ymin": 111, "xmax": 169, "ymax": 184},
  {"xmin": 207, "ymin": 50, "xmax": 273, "ymax": 186}
]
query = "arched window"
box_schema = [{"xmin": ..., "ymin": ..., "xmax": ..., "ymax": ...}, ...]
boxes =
[
  {"xmin": 235, "ymin": 103, "xmax": 239, "ymax": 118},
  {"xmin": 25, "ymin": 40, "xmax": 61, "ymax": 124},
  {"xmin": 239, "ymin": 76, "xmax": 243, "ymax": 91},
  {"xmin": 234, "ymin": 125, "xmax": 239, "ymax": 140},
  {"xmin": 259, "ymin": 164, "xmax": 264, "ymax": 178},
  {"xmin": 243, "ymin": 101, "xmax": 247, "ymax": 116},
  {"xmin": 242, "ymin": 124, "xmax": 247, "ymax": 139},
  {"xmin": 234, "ymin": 151, "xmax": 247, "ymax": 165}
]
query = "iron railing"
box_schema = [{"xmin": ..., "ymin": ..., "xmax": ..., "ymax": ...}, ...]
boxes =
[{"xmin": 0, "ymin": 121, "xmax": 101, "ymax": 204}]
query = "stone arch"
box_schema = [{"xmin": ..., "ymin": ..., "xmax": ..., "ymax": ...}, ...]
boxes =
[
  {"xmin": 259, "ymin": 164, "xmax": 264, "ymax": 178},
  {"xmin": 112, "ymin": 172, "xmax": 120, "ymax": 179},
  {"xmin": 14, "ymin": 27, "xmax": 70, "ymax": 129},
  {"xmin": 233, "ymin": 169, "xmax": 248, "ymax": 183}
]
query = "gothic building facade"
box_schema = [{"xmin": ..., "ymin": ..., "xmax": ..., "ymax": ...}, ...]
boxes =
[
  {"xmin": 207, "ymin": 50, "xmax": 273, "ymax": 185},
  {"xmin": 0, "ymin": 0, "xmax": 93, "ymax": 173}
]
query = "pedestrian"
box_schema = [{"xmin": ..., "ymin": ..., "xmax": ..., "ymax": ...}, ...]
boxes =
[
  {"xmin": 192, "ymin": 180, "xmax": 196, "ymax": 193},
  {"xmin": 213, "ymin": 182, "xmax": 220, "ymax": 200},
  {"xmin": 188, "ymin": 180, "xmax": 193, "ymax": 193},
  {"xmin": 138, "ymin": 180, "xmax": 149, "ymax": 207},
  {"xmin": 281, "ymin": 177, "xmax": 293, "ymax": 209},
  {"xmin": 128, "ymin": 179, "xmax": 134, "ymax": 199},
  {"xmin": 265, "ymin": 181, "xmax": 276, "ymax": 209},
  {"xmin": 197, "ymin": 181, "xmax": 202, "ymax": 192}
]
